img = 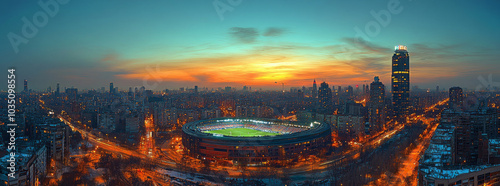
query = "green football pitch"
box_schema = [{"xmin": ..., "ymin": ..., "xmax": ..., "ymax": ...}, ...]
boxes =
[{"xmin": 203, "ymin": 128, "xmax": 278, "ymax": 137}]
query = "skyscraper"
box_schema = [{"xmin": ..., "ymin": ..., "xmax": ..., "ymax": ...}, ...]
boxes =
[
  {"xmin": 392, "ymin": 45, "xmax": 410, "ymax": 120},
  {"xmin": 347, "ymin": 86, "xmax": 353, "ymax": 98},
  {"xmin": 56, "ymin": 83, "xmax": 60, "ymax": 97},
  {"xmin": 449, "ymin": 87, "xmax": 464, "ymax": 110},
  {"xmin": 312, "ymin": 79, "xmax": 318, "ymax": 99},
  {"xmin": 318, "ymin": 82, "xmax": 332, "ymax": 114},
  {"xmin": 24, "ymin": 79, "xmax": 28, "ymax": 92},
  {"xmin": 110, "ymin": 82, "xmax": 114, "ymax": 94},
  {"xmin": 369, "ymin": 76, "xmax": 385, "ymax": 132}
]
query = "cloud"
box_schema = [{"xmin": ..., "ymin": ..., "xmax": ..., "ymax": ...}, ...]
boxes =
[
  {"xmin": 229, "ymin": 27, "xmax": 259, "ymax": 43},
  {"xmin": 263, "ymin": 27, "xmax": 286, "ymax": 37},
  {"xmin": 341, "ymin": 37, "xmax": 388, "ymax": 54},
  {"xmin": 101, "ymin": 37, "xmax": 498, "ymax": 90},
  {"xmin": 229, "ymin": 27, "xmax": 287, "ymax": 43},
  {"xmin": 111, "ymin": 49, "xmax": 384, "ymax": 87}
]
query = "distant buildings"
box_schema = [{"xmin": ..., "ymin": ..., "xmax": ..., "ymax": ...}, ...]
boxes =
[
  {"xmin": 24, "ymin": 79, "xmax": 28, "ymax": 92},
  {"xmin": 110, "ymin": 82, "xmax": 114, "ymax": 95},
  {"xmin": 202, "ymin": 108, "xmax": 222, "ymax": 119},
  {"xmin": 235, "ymin": 105, "xmax": 273, "ymax": 118},
  {"xmin": 312, "ymin": 79, "xmax": 318, "ymax": 99},
  {"xmin": 65, "ymin": 88, "xmax": 78, "ymax": 101},
  {"xmin": 392, "ymin": 45, "xmax": 410, "ymax": 120},
  {"xmin": 55, "ymin": 83, "xmax": 60, "ymax": 97},
  {"xmin": 449, "ymin": 87, "xmax": 464, "ymax": 110}
]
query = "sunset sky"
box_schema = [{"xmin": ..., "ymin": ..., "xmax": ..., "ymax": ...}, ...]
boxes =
[{"xmin": 1, "ymin": 0, "xmax": 499, "ymax": 91}]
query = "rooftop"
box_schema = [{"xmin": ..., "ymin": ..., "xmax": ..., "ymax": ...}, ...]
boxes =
[{"xmin": 420, "ymin": 164, "xmax": 499, "ymax": 180}]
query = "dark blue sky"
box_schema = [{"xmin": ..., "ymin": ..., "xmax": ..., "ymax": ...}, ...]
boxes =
[{"xmin": 1, "ymin": 0, "xmax": 499, "ymax": 91}]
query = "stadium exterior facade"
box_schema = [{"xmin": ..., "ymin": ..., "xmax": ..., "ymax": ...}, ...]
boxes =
[{"xmin": 182, "ymin": 118, "xmax": 332, "ymax": 164}]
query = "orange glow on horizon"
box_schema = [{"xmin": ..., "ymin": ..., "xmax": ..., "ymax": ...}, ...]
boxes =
[{"xmin": 108, "ymin": 50, "xmax": 466, "ymax": 88}]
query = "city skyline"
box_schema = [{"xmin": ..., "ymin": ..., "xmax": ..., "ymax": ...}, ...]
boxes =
[
  {"xmin": 1, "ymin": 1, "xmax": 500, "ymax": 91},
  {"xmin": 2, "ymin": 1, "xmax": 500, "ymax": 185}
]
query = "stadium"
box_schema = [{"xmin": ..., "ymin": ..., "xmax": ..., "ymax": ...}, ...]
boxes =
[{"xmin": 182, "ymin": 118, "xmax": 332, "ymax": 165}]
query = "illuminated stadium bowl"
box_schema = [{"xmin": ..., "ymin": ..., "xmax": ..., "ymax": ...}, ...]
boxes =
[{"xmin": 182, "ymin": 118, "xmax": 332, "ymax": 164}]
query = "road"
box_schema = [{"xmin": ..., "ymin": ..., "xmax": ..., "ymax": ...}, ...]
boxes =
[{"xmin": 368, "ymin": 98, "xmax": 448, "ymax": 185}]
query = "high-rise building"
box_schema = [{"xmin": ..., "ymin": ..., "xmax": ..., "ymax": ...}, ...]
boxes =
[
  {"xmin": 55, "ymin": 83, "xmax": 60, "ymax": 97},
  {"xmin": 347, "ymin": 86, "xmax": 353, "ymax": 98},
  {"xmin": 194, "ymin": 85, "xmax": 198, "ymax": 93},
  {"xmin": 318, "ymin": 82, "xmax": 332, "ymax": 114},
  {"xmin": 312, "ymin": 79, "xmax": 318, "ymax": 99},
  {"xmin": 39, "ymin": 121, "xmax": 71, "ymax": 165},
  {"xmin": 110, "ymin": 82, "xmax": 114, "ymax": 94},
  {"xmin": 391, "ymin": 45, "xmax": 410, "ymax": 120},
  {"xmin": 368, "ymin": 76, "xmax": 385, "ymax": 132},
  {"xmin": 449, "ymin": 87, "xmax": 464, "ymax": 110},
  {"xmin": 454, "ymin": 108, "xmax": 498, "ymax": 165},
  {"xmin": 24, "ymin": 79, "xmax": 28, "ymax": 92}
]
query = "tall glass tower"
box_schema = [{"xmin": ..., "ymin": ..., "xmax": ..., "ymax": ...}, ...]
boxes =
[{"xmin": 391, "ymin": 45, "xmax": 410, "ymax": 120}]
